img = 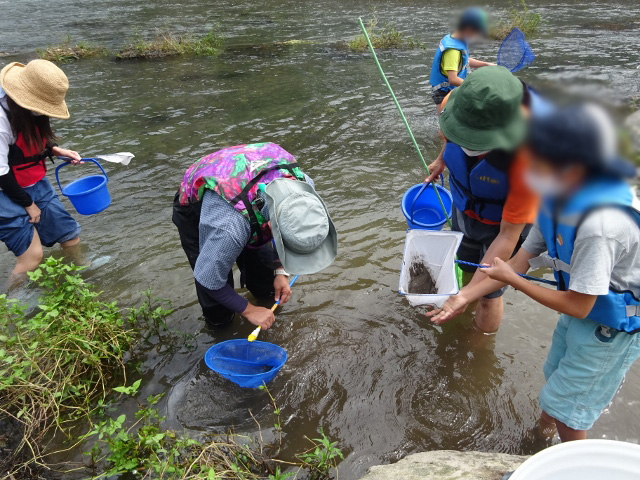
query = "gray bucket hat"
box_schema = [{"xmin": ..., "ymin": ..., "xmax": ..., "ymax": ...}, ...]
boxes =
[{"xmin": 266, "ymin": 178, "xmax": 337, "ymax": 275}]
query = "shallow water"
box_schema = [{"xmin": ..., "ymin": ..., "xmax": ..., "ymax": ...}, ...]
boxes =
[{"xmin": 2, "ymin": 1, "xmax": 640, "ymax": 478}]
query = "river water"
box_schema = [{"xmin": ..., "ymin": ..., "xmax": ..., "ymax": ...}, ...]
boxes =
[{"xmin": 2, "ymin": 1, "xmax": 640, "ymax": 478}]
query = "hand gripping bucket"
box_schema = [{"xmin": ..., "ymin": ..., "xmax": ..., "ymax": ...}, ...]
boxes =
[
  {"xmin": 204, "ymin": 339, "xmax": 287, "ymax": 388},
  {"xmin": 399, "ymin": 230, "xmax": 463, "ymax": 308},
  {"xmin": 401, "ymin": 177, "xmax": 453, "ymax": 230},
  {"xmin": 509, "ymin": 439, "xmax": 640, "ymax": 480},
  {"xmin": 55, "ymin": 159, "xmax": 111, "ymax": 215}
]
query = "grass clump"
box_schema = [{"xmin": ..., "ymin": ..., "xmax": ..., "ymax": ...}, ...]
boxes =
[
  {"xmin": 85, "ymin": 382, "xmax": 344, "ymax": 480},
  {"xmin": 0, "ymin": 258, "xmax": 176, "ymax": 478},
  {"xmin": 117, "ymin": 30, "xmax": 223, "ymax": 59},
  {"xmin": 490, "ymin": 0, "xmax": 541, "ymax": 40},
  {"xmin": 347, "ymin": 16, "xmax": 424, "ymax": 52},
  {"xmin": 38, "ymin": 35, "xmax": 109, "ymax": 63}
]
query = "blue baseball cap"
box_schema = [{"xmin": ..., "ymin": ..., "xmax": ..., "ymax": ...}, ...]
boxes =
[
  {"xmin": 529, "ymin": 104, "xmax": 637, "ymax": 178},
  {"xmin": 458, "ymin": 7, "xmax": 489, "ymax": 36}
]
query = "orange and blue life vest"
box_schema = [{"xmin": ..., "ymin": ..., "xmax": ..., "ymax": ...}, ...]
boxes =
[{"xmin": 443, "ymin": 142, "xmax": 510, "ymax": 224}]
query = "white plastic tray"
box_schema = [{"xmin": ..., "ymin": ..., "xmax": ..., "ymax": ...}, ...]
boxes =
[{"xmin": 399, "ymin": 229, "xmax": 463, "ymax": 308}]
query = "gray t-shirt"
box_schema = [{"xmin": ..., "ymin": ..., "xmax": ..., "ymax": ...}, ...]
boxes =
[{"xmin": 522, "ymin": 207, "xmax": 640, "ymax": 298}]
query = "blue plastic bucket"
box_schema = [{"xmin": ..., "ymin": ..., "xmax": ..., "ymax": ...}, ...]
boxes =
[
  {"xmin": 55, "ymin": 159, "xmax": 111, "ymax": 215},
  {"xmin": 204, "ymin": 339, "xmax": 287, "ymax": 388},
  {"xmin": 401, "ymin": 180, "xmax": 452, "ymax": 230}
]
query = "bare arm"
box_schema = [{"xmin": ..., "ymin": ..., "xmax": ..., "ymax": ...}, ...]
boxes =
[
  {"xmin": 469, "ymin": 57, "xmax": 495, "ymax": 68},
  {"xmin": 463, "ymin": 248, "xmax": 534, "ymax": 301},
  {"xmin": 480, "ymin": 258, "xmax": 598, "ymax": 318},
  {"xmin": 427, "ymin": 247, "xmax": 534, "ymax": 324},
  {"xmin": 446, "ymin": 70, "xmax": 464, "ymax": 87},
  {"xmin": 426, "ymin": 142, "xmax": 447, "ymax": 183},
  {"xmin": 465, "ymin": 219, "xmax": 525, "ymax": 289}
]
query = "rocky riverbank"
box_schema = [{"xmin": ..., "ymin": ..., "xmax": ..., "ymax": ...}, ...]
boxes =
[{"xmin": 358, "ymin": 450, "xmax": 528, "ymax": 480}]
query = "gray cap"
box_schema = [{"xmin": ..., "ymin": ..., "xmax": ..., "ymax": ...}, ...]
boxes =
[{"xmin": 266, "ymin": 178, "xmax": 337, "ymax": 275}]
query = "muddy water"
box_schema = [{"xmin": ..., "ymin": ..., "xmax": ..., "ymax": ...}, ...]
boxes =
[{"xmin": 2, "ymin": 1, "xmax": 640, "ymax": 478}]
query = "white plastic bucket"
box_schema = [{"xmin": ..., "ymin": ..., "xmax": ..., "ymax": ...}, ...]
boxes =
[
  {"xmin": 510, "ymin": 440, "xmax": 640, "ymax": 480},
  {"xmin": 399, "ymin": 229, "xmax": 463, "ymax": 308}
]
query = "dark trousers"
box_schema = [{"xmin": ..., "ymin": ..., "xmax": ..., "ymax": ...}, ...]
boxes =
[{"xmin": 172, "ymin": 193, "xmax": 275, "ymax": 325}]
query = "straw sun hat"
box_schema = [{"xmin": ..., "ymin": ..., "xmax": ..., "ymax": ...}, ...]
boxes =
[{"xmin": 0, "ymin": 60, "xmax": 70, "ymax": 119}]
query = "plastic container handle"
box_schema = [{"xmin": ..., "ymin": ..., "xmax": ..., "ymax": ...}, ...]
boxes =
[
  {"xmin": 55, "ymin": 158, "xmax": 109, "ymax": 192},
  {"xmin": 409, "ymin": 174, "xmax": 444, "ymax": 224}
]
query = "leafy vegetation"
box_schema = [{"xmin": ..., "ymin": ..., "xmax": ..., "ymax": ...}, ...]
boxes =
[
  {"xmin": 37, "ymin": 35, "xmax": 110, "ymax": 63},
  {"xmin": 85, "ymin": 380, "xmax": 266, "ymax": 479},
  {"xmin": 0, "ymin": 258, "xmax": 181, "ymax": 478},
  {"xmin": 0, "ymin": 259, "xmax": 134, "ymax": 476},
  {"xmin": 117, "ymin": 30, "xmax": 223, "ymax": 59},
  {"xmin": 0, "ymin": 258, "xmax": 344, "ymax": 479},
  {"xmin": 347, "ymin": 16, "xmax": 425, "ymax": 52},
  {"xmin": 296, "ymin": 429, "xmax": 344, "ymax": 479},
  {"xmin": 490, "ymin": 0, "xmax": 542, "ymax": 40},
  {"xmin": 84, "ymin": 381, "xmax": 343, "ymax": 479}
]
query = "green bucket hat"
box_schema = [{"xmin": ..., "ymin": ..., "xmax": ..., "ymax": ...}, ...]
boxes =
[{"xmin": 439, "ymin": 66, "xmax": 526, "ymax": 151}]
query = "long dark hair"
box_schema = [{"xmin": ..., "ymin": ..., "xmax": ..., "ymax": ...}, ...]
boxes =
[{"xmin": 5, "ymin": 96, "xmax": 56, "ymax": 149}]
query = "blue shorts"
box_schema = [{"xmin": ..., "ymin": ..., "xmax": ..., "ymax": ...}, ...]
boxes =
[
  {"xmin": 540, "ymin": 314, "xmax": 640, "ymax": 430},
  {"xmin": 0, "ymin": 178, "xmax": 81, "ymax": 257}
]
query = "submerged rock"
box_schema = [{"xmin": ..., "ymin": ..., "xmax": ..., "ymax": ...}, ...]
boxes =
[{"xmin": 359, "ymin": 450, "xmax": 528, "ymax": 480}]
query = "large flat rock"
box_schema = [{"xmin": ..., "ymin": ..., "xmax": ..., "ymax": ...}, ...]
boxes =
[{"xmin": 359, "ymin": 450, "xmax": 528, "ymax": 480}]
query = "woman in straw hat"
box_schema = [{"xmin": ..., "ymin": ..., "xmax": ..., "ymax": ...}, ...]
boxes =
[{"xmin": 0, "ymin": 59, "xmax": 83, "ymax": 278}]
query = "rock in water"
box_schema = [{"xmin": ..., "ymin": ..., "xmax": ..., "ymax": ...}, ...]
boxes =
[
  {"xmin": 408, "ymin": 260, "xmax": 437, "ymax": 294},
  {"xmin": 359, "ymin": 450, "xmax": 528, "ymax": 480}
]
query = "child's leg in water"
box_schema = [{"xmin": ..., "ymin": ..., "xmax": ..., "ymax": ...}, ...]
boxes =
[
  {"xmin": 13, "ymin": 230, "xmax": 44, "ymax": 275},
  {"xmin": 6, "ymin": 230, "xmax": 44, "ymax": 290}
]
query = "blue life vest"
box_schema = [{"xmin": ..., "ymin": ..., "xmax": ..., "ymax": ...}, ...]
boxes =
[
  {"xmin": 443, "ymin": 142, "xmax": 510, "ymax": 223},
  {"xmin": 429, "ymin": 34, "xmax": 469, "ymax": 93},
  {"xmin": 532, "ymin": 178, "xmax": 640, "ymax": 333}
]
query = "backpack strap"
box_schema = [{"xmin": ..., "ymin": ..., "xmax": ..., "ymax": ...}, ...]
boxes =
[{"xmin": 229, "ymin": 163, "xmax": 302, "ymax": 245}]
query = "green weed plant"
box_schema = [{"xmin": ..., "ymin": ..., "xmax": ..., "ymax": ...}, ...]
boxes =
[
  {"xmin": 347, "ymin": 16, "xmax": 425, "ymax": 52},
  {"xmin": 85, "ymin": 382, "xmax": 345, "ymax": 480},
  {"xmin": 117, "ymin": 30, "xmax": 223, "ymax": 59},
  {"xmin": 491, "ymin": 0, "xmax": 541, "ymax": 40},
  {"xmin": 296, "ymin": 429, "xmax": 345, "ymax": 480},
  {"xmin": 0, "ymin": 258, "xmax": 180, "ymax": 477}
]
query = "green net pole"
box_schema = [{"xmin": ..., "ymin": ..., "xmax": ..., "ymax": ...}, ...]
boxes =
[{"xmin": 358, "ymin": 17, "xmax": 451, "ymax": 228}]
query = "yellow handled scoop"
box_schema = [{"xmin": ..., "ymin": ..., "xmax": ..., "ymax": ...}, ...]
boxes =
[{"xmin": 248, "ymin": 275, "xmax": 299, "ymax": 342}]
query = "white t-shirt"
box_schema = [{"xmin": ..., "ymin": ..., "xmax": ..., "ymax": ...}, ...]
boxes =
[
  {"xmin": 0, "ymin": 89, "xmax": 16, "ymax": 177},
  {"xmin": 523, "ymin": 206, "xmax": 640, "ymax": 299}
]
